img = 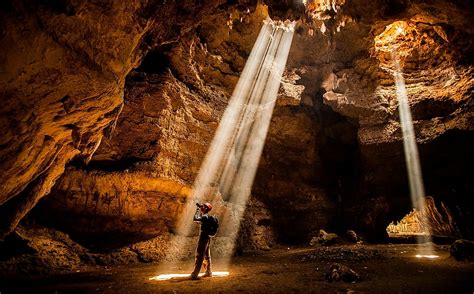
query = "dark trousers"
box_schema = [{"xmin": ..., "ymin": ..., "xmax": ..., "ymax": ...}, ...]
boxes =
[{"xmin": 192, "ymin": 233, "xmax": 211, "ymax": 275}]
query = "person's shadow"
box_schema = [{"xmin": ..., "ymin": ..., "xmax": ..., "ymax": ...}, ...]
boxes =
[{"xmin": 168, "ymin": 276, "xmax": 204, "ymax": 283}]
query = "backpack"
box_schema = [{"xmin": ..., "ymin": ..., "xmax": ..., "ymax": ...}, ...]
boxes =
[{"xmin": 205, "ymin": 215, "xmax": 219, "ymax": 237}]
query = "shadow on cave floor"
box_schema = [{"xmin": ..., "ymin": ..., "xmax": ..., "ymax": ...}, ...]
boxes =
[
  {"xmin": 1, "ymin": 244, "xmax": 473, "ymax": 294},
  {"xmin": 67, "ymin": 232, "xmax": 157, "ymax": 253}
]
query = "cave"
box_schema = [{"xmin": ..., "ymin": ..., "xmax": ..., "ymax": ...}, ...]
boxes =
[{"xmin": 1, "ymin": 0, "xmax": 473, "ymax": 292}]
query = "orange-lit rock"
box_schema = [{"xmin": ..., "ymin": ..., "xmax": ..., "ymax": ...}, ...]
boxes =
[
  {"xmin": 34, "ymin": 3, "xmax": 334, "ymax": 249},
  {"xmin": 387, "ymin": 197, "xmax": 459, "ymax": 237},
  {"xmin": 0, "ymin": 0, "xmax": 472, "ymax": 274},
  {"xmin": 0, "ymin": 0, "xmax": 231, "ymax": 238}
]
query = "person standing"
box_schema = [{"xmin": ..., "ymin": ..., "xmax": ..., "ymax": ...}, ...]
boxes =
[{"xmin": 190, "ymin": 202, "xmax": 218, "ymax": 279}]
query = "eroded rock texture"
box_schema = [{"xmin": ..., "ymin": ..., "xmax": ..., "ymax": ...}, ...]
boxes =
[
  {"xmin": 0, "ymin": 0, "xmax": 473, "ymax": 272},
  {"xmin": 323, "ymin": 0, "xmax": 474, "ymax": 239},
  {"xmin": 32, "ymin": 3, "xmax": 279, "ymax": 251},
  {"xmin": 0, "ymin": 0, "xmax": 148, "ymax": 238},
  {"xmin": 386, "ymin": 196, "xmax": 459, "ymax": 237},
  {"xmin": 0, "ymin": 0, "xmax": 230, "ymax": 237}
]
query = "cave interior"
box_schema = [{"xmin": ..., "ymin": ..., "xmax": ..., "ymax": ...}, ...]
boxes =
[{"xmin": 0, "ymin": 0, "xmax": 473, "ymax": 292}]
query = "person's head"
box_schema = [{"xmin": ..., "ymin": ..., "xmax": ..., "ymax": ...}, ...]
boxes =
[{"xmin": 200, "ymin": 202, "xmax": 212, "ymax": 213}]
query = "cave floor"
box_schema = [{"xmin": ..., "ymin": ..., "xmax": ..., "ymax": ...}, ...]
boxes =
[{"xmin": 1, "ymin": 244, "xmax": 474, "ymax": 293}]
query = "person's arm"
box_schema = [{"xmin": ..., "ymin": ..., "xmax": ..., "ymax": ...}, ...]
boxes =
[{"xmin": 193, "ymin": 208, "xmax": 202, "ymax": 222}]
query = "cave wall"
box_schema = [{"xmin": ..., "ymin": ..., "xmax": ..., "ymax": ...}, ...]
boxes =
[
  {"xmin": 321, "ymin": 0, "xmax": 474, "ymax": 238},
  {"xmin": 0, "ymin": 0, "xmax": 151, "ymax": 237},
  {"xmin": 1, "ymin": 0, "xmax": 473, "ymax": 251},
  {"xmin": 32, "ymin": 4, "xmax": 282, "ymax": 251},
  {"xmin": 0, "ymin": 0, "xmax": 235, "ymax": 238},
  {"xmin": 33, "ymin": 3, "xmax": 340, "ymax": 248}
]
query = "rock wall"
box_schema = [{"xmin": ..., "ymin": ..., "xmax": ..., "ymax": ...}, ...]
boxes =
[
  {"xmin": 258, "ymin": 0, "xmax": 474, "ymax": 240},
  {"xmin": 0, "ymin": 0, "xmax": 233, "ymax": 238},
  {"xmin": 0, "ymin": 0, "xmax": 150, "ymax": 238},
  {"xmin": 1, "ymin": 0, "xmax": 472, "ymax": 258},
  {"xmin": 33, "ymin": 3, "xmax": 339, "ymax": 249},
  {"xmin": 321, "ymin": 0, "xmax": 474, "ymax": 238}
]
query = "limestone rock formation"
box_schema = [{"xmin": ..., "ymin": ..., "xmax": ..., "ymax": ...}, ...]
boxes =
[
  {"xmin": 0, "ymin": 0, "xmax": 150, "ymax": 238},
  {"xmin": 0, "ymin": 225, "xmax": 88, "ymax": 275},
  {"xmin": 323, "ymin": 1, "xmax": 473, "ymax": 238},
  {"xmin": 0, "ymin": 0, "xmax": 472, "ymax": 274},
  {"xmin": 0, "ymin": 0, "xmax": 233, "ymax": 238},
  {"xmin": 386, "ymin": 196, "xmax": 459, "ymax": 237},
  {"xmin": 35, "ymin": 2, "xmax": 336, "ymax": 249},
  {"xmin": 0, "ymin": 224, "xmax": 237, "ymax": 275}
]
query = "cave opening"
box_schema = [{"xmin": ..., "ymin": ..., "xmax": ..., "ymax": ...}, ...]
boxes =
[{"xmin": 133, "ymin": 45, "xmax": 172, "ymax": 76}]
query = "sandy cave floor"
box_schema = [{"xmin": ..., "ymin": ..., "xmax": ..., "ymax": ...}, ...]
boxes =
[{"xmin": 1, "ymin": 244, "xmax": 474, "ymax": 293}]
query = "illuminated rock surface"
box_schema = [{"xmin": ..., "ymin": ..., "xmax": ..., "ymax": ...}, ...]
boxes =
[{"xmin": 0, "ymin": 0, "xmax": 472, "ymax": 275}]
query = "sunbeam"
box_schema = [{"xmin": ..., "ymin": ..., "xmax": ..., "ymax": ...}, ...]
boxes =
[
  {"xmin": 392, "ymin": 52, "xmax": 434, "ymax": 256},
  {"xmin": 160, "ymin": 18, "xmax": 295, "ymax": 274}
]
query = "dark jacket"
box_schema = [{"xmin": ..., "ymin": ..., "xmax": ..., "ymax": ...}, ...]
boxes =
[{"xmin": 194, "ymin": 210, "xmax": 214, "ymax": 236}]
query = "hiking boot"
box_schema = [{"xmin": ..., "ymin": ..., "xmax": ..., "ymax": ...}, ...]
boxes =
[
  {"xmin": 190, "ymin": 272, "xmax": 200, "ymax": 280},
  {"xmin": 202, "ymin": 271, "xmax": 212, "ymax": 278}
]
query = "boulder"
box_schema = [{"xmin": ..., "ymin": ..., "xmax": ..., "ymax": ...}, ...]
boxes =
[
  {"xmin": 310, "ymin": 229, "xmax": 339, "ymax": 246},
  {"xmin": 326, "ymin": 263, "xmax": 361, "ymax": 283},
  {"xmin": 450, "ymin": 239, "xmax": 474, "ymax": 261},
  {"xmin": 346, "ymin": 230, "xmax": 362, "ymax": 243}
]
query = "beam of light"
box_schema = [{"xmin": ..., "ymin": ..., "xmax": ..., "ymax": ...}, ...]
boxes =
[
  {"xmin": 158, "ymin": 19, "xmax": 295, "ymax": 270},
  {"xmin": 374, "ymin": 21, "xmax": 412, "ymax": 55},
  {"xmin": 392, "ymin": 52, "xmax": 434, "ymax": 256},
  {"xmin": 149, "ymin": 271, "xmax": 230, "ymax": 281},
  {"xmin": 415, "ymin": 254, "xmax": 439, "ymax": 259},
  {"xmin": 396, "ymin": 26, "xmax": 404, "ymax": 35}
]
